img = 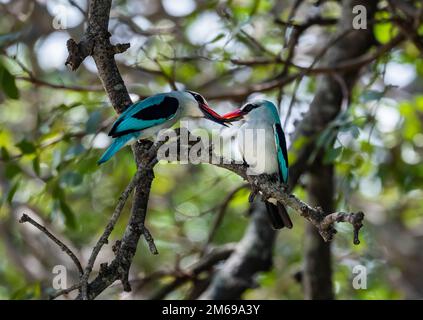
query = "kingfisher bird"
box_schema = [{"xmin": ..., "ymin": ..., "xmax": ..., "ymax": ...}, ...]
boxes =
[
  {"xmin": 222, "ymin": 100, "xmax": 293, "ymax": 229},
  {"xmin": 98, "ymin": 90, "xmax": 227, "ymax": 164}
]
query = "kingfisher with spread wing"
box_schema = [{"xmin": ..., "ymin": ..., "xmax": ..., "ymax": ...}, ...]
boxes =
[
  {"xmin": 98, "ymin": 91, "xmax": 227, "ymax": 164},
  {"xmin": 222, "ymin": 100, "xmax": 293, "ymax": 229}
]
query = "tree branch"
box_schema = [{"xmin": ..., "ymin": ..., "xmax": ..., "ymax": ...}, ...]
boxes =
[
  {"xmin": 19, "ymin": 214, "xmax": 83, "ymax": 276},
  {"xmin": 64, "ymin": 0, "xmax": 158, "ymax": 300},
  {"xmin": 157, "ymin": 132, "xmax": 365, "ymax": 244},
  {"xmin": 215, "ymin": 157, "xmax": 364, "ymax": 243},
  {"xmin": 150, "ymin": 244, "xmax": 236, "ymax": 300}
]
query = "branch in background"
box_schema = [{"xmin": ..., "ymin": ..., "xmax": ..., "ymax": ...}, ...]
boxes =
[
  {"xmin": 19, "ymin": 214, "xmax": 83, "ymax": 276},
  {"xmin": 303, "ymin": 161, "xmax": 334, "ymax": 299},
  {"xmin": 207, "ymin": 33, "xmax": 403, "ymax": 102},
  {"xmin": 230, "ymin": 32, "xmax": 404, "ymax": 75},
  {"xmin": 292, "ymin": 0, "xmax": 378, "ymax": 301},
  {"xmin": 115, "ymin": 14, "xmax": 175, "ymax": 36},
  {"xmin": 16, "ymin": 76, "xmax": 103, "ymax": 92},
  {"xmin": 0, "ymin": 51, "xmax": 103, "ymax": 92},
  {"xmin": 387, "ymin": 0, "xmax": 423, "ymax": 54},
  {"xmin": 289, "ymin": 0, "xmax": 379, "ymax": 187},
  {"xmin": 67, "ymin": 0, "xmax": 87, "ymax": 17},
  {"xmin": 199, "ymin": 202, "xmax": 276, "ymax": 299},
  {"xmin": 201, "ymin": 184, "xmax": 249, "ymax": 256},
  {"xmin": 150, "ymin": 244, "xmax": 236, "ymax": 300},
  {"xmin": 49, "ymin": 283, "xmax": 81, "ymax": 300}
]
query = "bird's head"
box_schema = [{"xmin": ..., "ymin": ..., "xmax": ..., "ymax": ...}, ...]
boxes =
[
  {"xmin": 221, "ymin": 101, "xmax": 261, "ymax": 122},
  {"xmin": 221, "ymin": 100, "xmax": 278, "ymax": 123},
  {"xmin": 185, "ymin": 90, "xmax": 229, "ymax": 127}
]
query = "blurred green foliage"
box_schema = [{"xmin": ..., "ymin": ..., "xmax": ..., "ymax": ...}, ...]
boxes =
[{"xmin": 0, "ymin": 0, "xmax": 422, "ymax": 300}]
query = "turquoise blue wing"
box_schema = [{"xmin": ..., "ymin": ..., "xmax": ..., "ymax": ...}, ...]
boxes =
[
  {"xmin": 273, "ymin": 123, "xmax": 289, "ymax": 184},
  {"xmin": 109, "ymin": 94, "xmax": 179, "ymax": 137}
]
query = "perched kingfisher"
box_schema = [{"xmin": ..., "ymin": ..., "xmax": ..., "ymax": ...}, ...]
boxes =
[
  {"xmin": 98, "ymin": 91, "xmax": 227, "ymax": 164},
  {"xmin": 222, "ymin": 100, "xmax": 293, "ymax": 229}
]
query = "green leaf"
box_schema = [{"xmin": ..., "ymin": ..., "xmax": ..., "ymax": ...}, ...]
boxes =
[
  {"xmin": 16, "ymin": 139, "xmax": 36, "ymax": 154},
  {"xmin": 324, "ymin": 146, "xmax": 343, "ymax": 164},
  {"xmin": 373, "ymin": 12, "xmax": 398, "ymax": 45},
  {"xmin": 0, "ymin": 61, "xmax": 19, "ymax": 99},
  {"xmin": 10, "ymin": 283, "xmax": 41, "ymax": 300},
  {"xmin": 208, "ymin": 33, "xmax": 225, "ymax": 44},
  {"xmin": 65, "ymin": 143, "xmax": 85, "ymax": 160},
  {"xmin": 7, "ymin": 179, "xmax": 20, "ymax": 204},
  {"xmin": 32, "ymin": 156, "xmax": 41, "ymax": 176},
  {"xmin": 5, "ymin": 163, "xmax": 21, "ymax": 179},
  {"xmin": 51, "ymin": 181, "xmax": 63, "ymax": 199},
  {"xmin": 1, "ymin": 146, "xmax": 10, "ymax": 161},
  {"xmin": 86, "ymin": 111, "xmax": 102, "ymax": 134},
  {"xmin": 52, "ymin": 182, "xmax": 77, "ymax": 230},
  {"xmin": 349, "ymin": 125, "xmax": 360, "ymax": 139},
  {"xmin": 60, "ymin": 171, "xmax": 83, "ymax": 187},
  {"xmin": 59, "ymin": 198, "xmax": 77, "ymax": 230},
  {"xmin": 374, "ymin": 23, "xmax": 393, "ymax": 44}
]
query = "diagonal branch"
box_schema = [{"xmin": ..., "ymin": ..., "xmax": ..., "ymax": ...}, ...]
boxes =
[
  {"xmin": 19, "ymin": 214, "xmax": 83, "ymax": 276},
  {"xmin": 211, "ymin": 152, "xmax": 364, "ymax": 244},
  {"xmin": 156, "ymin": 131, "xmax": 365, "ymax": 244},
  {"xmin": 79, "ymin": 168, "xmax": 144, "ymax": 299}
]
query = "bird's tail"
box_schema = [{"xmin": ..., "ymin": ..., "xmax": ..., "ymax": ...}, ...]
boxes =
[
  {"xmin": 98, "ymin": 135, "xmax": 134, "ymax": 165},
  {"xmin": 264, "ymin": 202, "xmax": 293, "ymax": 229}
]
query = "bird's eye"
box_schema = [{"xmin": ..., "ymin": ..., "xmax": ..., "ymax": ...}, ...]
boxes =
[
  {"xmin": 242, "ymin": 103, "xmax": 255, "ymax": 113},
  {"xmin": 196, "ymin": 94, "xmax": 205, "ymax": 104},
  {"xmin": 186, "ymin": 90, "xmax": 206, "ymax": 104}
]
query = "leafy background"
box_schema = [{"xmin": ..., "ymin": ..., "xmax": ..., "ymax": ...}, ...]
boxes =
[{"xmin": 0, "ymin": 0, "xmax": 422, "ymax": 299}]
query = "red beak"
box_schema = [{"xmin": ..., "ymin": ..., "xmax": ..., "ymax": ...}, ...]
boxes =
[
  {"xmin": 221, "ymin": 109, "xmax": 246, "ymax": 122},
  {"xmin": 199, "ymin": 103, "xmax": 231, "ymax": 127}
]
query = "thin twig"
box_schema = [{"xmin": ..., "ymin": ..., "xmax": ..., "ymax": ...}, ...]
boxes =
[
  {"xmin": 49, "ymin": 283, "xmax": 81, "ymax": 300},
  {"xmin": 16, "ymin": 76, "xmax": 103, "ymax": 92},
  {"xmin": 150, "ymin": 244, "xmax": 236, "ymax": 300},
  {"xmin": 19, "ymin": 214, "xmax": 83, "ymax": 276}
]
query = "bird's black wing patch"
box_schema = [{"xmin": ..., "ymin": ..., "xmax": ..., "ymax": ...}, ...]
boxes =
[
  {"xmin": 109, "ymin": 118, "xmax": 129, "ymax": 137},
  {"xmin": 109, "ymin": 96, "xmax": 179, "ymax": 137},
  {"xmin": 274, "ymin": 123, "xmax": 289, "ymax": 182},
  {"xmin": 133, "ymin": 96, "xmax": 179, "ymax": 120}
]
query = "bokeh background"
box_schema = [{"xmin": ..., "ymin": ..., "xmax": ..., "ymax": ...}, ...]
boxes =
[{"xmin": 0, "ymin": 0, "xmax": 422, "ymax": 299}]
